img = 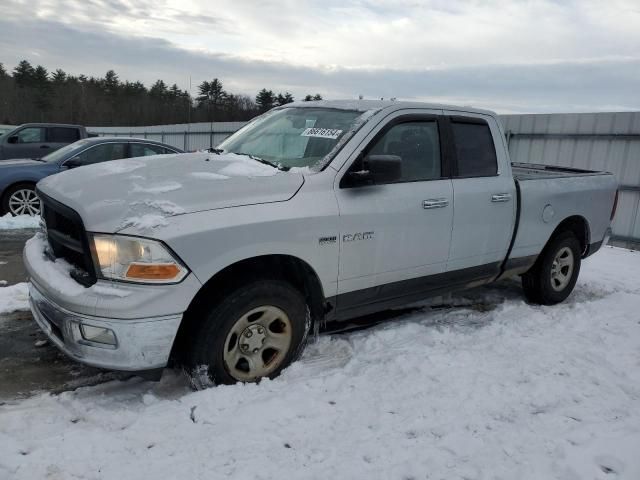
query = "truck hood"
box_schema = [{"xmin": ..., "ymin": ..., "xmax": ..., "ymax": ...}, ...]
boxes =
[{"xmin": 37, "ymin": 152, "xmax": 305, "ymax": 233}]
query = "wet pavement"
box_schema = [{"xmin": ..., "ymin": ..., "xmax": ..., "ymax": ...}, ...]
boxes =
[{"xmin": 0, "ymin": 229, "xmax": 32, "ymax": 286}]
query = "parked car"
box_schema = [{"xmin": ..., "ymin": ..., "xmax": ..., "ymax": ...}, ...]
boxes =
[
  {"xmin": 25, "ymin": 100, "xmax": 617, "ymax": 387},
  {"xmin": 0, "ymin": 123, "xmax": 95, "ymax": 160},
  {"xmin": 1, "ymin": 137, "xmax": 182, "ymax": 216}
]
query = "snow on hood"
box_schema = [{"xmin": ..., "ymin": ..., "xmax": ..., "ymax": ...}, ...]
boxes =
[{"xmin": 37, "ymin": 152, "xmax": 305, "ymax": 233}]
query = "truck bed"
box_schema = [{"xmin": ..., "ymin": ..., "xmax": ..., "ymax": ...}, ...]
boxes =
[
  {"xmin": 507, "ymin": 162, "xmax": 617, "ymax": 269},
  {"xmin": 512, "ymin": 162, "xmax": 610, "ymax": 181}
]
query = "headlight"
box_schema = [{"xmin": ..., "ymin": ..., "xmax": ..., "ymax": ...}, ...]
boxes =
[{"xmin": 90, "ymin": 234, "xmax": 188, "ymax": 284}]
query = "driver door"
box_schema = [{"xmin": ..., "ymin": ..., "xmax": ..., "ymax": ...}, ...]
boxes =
[
  {"xmin": 334, "ymin": 111, "xmax": 454, "ymax": 317},
  {"xmin": 3, "ymin": 126, "xmax": 48, "ymax": 158}
]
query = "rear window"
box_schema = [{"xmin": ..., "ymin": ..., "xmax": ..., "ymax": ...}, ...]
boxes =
[
  {"xmin": 451, "ymin": 120, "xmax": 497, "ymax": 177},
  {"xmin": 49, "ymin": 127, "xmax": 80, "ymax": 143}
]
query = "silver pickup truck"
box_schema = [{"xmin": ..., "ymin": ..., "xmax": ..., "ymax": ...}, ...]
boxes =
[{"xmin": 24, "ymin": 100, "xmax": 618, "ymax": 386}]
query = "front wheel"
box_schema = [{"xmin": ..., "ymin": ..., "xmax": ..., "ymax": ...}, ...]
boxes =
[
  {"xmin": 522, "ymin": 231, "xmax": 582, "ymax": 305},
  {"xmin": 186, "ymin": 280, "xmax": 310, "ymax": 388}
]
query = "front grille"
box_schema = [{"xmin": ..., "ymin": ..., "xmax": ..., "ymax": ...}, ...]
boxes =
[{"xmin": 38, "ymin": 190, "xmax": 96, "ymax": 286}]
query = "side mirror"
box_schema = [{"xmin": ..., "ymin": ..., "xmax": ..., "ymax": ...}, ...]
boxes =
[
  {"xmin": 345, "ymin": 154, "xmax": 402, "ymax": 187},
  {"xmin": 7, "ymin": 135, "xmax": 18, "ymax": 144},
  {"xmin": 64, "ymin": 157, "xmax": 82, "ymax": 168}
]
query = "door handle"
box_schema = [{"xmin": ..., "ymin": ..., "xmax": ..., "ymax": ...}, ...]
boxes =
[
  {"xmin": 491, "ymin": 193, "xmax": 512, "ymax": 203},
  {"xmin": 423, "ymin": 198, "xmax": 449, "ymax": 209},
  {"xmin": 40, "ymin": 145, "xmax": 51, "ymax": 149}
]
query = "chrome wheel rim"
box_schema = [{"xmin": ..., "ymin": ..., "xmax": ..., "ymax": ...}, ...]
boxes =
[
  {"xmin": 550, "ymin": 246, "xmax": 574, "ymax": 291},
  {"xmin": 8, "ymin": 188, "xmax": 41, "ymax": 216},
  {"xmin": 223, "ymin": 305, "xmax": 292, "ymax": 382}
]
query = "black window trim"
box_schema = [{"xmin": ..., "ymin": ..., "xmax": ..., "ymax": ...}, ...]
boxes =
[
  {"xmin": 444, "ymin": 115, "xmax": 500, "ymax": 179},
  {"xmin": 340, "ymin": 113, "xmax": 453, "ymax": 188}
]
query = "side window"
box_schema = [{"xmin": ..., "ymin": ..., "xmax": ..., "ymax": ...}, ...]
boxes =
[
  {"xmin": 76, "ymin": 143, "xmax": 127, "ymax": 165},
  {"xmin": 49, "ymin": 127, "xmax": 80, "ymax": 143},
  {"xmin": 366, "ymin": 121, "xmax": 441, "ymax": 183},
  {"xmin": 15, "ymin": 127, "xmax": 45, "ymax": 143},
  {"xmin": 451, "ymin": 121, "xmax": 498, "ymax": 177},
  {"xmin": 130, "ymin": 143, "xmax": 169, "ymax": 157}
]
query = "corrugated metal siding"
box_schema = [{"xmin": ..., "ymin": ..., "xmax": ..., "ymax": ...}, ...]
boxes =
[
  {"xmin": 91, "ymin": 112, "xmax": 640, "ymax": 245},
  {"xmin": 88, "ymin": 122, "xmax": 247, "ymax": 151},
  {"xmin": 500, "ymin": 112, "xmax": 640, "ymax": 246}
]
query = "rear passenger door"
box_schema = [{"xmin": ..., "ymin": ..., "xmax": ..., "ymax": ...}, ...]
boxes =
[{"xmin": 444, "ymin": 113, "xmax": 516, "ymax": 276}]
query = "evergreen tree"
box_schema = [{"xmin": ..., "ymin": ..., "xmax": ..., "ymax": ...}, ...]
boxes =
[
  {"xmin": 51, "ymin": 69, "xmax": 67, "ymax": 84},
  {"xmin": 13, "ymin": 60, "xmax": 35, "ymax": 87},
  {"xmin": 256, "ymin": 88, "xmax": 276, "ymax": 112},
  {"xmin": 276, "ymin": 92, "xmax": 294, "ymax": 106},
  {"xmin": 33, "ymin": 65, "xmax": 52, "ymax": 115},
  {"xmin": 197, "ymin": 78, "xmax": 226, "ymax": 121},
  {"xmin": 103, "ymin": 70, "xmax": 120, "ymax": 96},
  {"xmin": 149, "ymin": 80, "xmax": 168, "ymax": 98}
]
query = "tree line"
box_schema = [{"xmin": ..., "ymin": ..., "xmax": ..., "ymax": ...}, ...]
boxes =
[{"xmin": 0, "ymin": 60, "xmax": 323, "ymax": 127}]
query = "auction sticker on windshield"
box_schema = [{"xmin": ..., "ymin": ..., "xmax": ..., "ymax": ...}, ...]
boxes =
[{"xmin": 301, "ymin": 128, "xmax": 343, "ymax": 139}]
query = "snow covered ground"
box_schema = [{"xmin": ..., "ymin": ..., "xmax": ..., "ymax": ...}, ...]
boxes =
[
  {"xmin": 0, "ymin": 282, "xmax": 28, "ymax": 316},
  {"xmin": 0, "ymin": 213, "xmax": 39, "ymax": 230},
  {"xmin": 1, "ymin": 246, "xmax": 639, "ymax": 479}
]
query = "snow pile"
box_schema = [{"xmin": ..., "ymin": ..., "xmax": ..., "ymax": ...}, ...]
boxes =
[
  {"xmin": 0, "ymin": 282, "xmax": 29, "ymax": 315},
  {"xmin": 121, "ymin": 214, "xmax": 169, "ymax": 230},
  {"xmin": 190, "ymin": 171, "xmax": 230, "ymax": 180},
  {"xmin": 0, "ymin": 213, "xmax": 40, "ymax": 230},
  {"xmin": 218, "ymin": 155, "xmax": 279, "ymax": 177},
  {"xmin": 132, "ymin": 200, "xmax": 185, "ymax": 215},
  {"xmin": 93, "ymin": 160, "xmax": 144, "ymax": 175},
  {"xmin": 23, "ymin": 235, "xmax": 86, "ymax": 296},
  {"xmin": 133, "ymin": 181, "xmax": 182, "ymax": 194},
  {"xmin": 1, "ymin": 247, "xmax": 640, "ymax": 479}
]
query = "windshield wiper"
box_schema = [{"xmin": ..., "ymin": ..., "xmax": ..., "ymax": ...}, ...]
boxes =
[
  {"xmin": 206, "ymin": 148, "xmax": 224, "ymax": 154},
  {"xmin": 232, "ymin": 152, "xmax": 289, "ymax": 171}
]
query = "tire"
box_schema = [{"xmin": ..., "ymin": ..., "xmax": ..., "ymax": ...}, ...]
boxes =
[
  {"xmin": 185, "ymin": 280, "xmax": 311, "ymax": 388},
  {"xmin": 522, "ymin": 231, "xmax": 582, "ymax": 305},
  {"xmin": 1, "ymin": 183, "xmax": 41, "ymax": 216}
]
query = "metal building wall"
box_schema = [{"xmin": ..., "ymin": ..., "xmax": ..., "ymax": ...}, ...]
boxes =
[
  {"xmin": 500, "ymin": 112, "xmax": 640, "ymax": 247},
  {"xmin": 89, "ymin": 122, "xmax": 247, "ymax": 151}
]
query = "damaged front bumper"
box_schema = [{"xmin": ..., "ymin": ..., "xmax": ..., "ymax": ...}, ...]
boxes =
[{"xmin": 29, "ymin": 282, "xmax": 182, "ymax": 371}]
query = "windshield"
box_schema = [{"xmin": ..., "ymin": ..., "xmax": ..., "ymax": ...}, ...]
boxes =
[
  {"xmin": 217, "ymin": 107, "xmax": 364, "ymax": 170},
  {"xmin": 42, "ymin": 139, "xmax": 93, "ymax": 162}
]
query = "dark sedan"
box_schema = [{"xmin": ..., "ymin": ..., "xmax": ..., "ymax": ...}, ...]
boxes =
[{"xmin": 0, "ymin": 137, "xmax": 183, "ymax": 216}]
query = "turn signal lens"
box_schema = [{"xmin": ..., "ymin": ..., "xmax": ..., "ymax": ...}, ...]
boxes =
[{"xmin": 126, "ymin": 263, "xmax": 182, "ymax": 280}]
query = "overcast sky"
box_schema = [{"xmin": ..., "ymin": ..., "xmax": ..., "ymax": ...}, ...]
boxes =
[{"xmin": 1, "ymin": 0, "xmax": 639, "ymax": 113}]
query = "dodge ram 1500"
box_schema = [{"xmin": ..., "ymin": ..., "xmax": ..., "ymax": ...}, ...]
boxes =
[{"xmin": 25, "ymin": 100, "xmax": 618, "ymax": 386}]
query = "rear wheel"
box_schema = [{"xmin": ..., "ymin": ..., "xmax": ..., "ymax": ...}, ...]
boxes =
[
  {"xmin": 185, "ymin": 280, "xmax": 310, "ymax": 388},
  {"xmin": 522, "ymin": 231, "xmax": 582, "ymax": 305},
  {"xmin": 2, "ymin": 183, "xmax": 41, "ymax": 216}
]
